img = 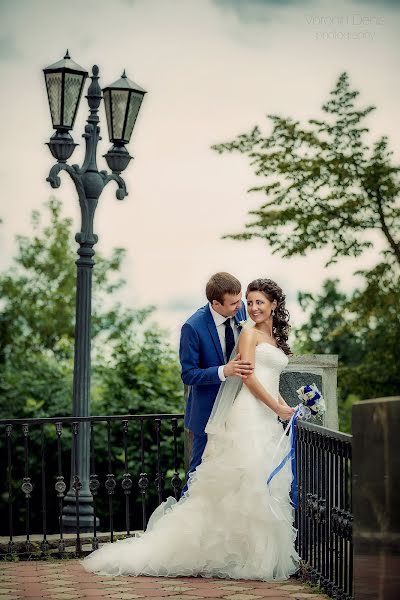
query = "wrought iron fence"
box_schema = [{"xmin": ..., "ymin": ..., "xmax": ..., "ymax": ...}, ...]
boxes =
[
  {"xmin": 296, "ymin": 420, "xmax": 353, "ymax": 600},
  {"xmin": 1, "ymin": 412, "xmax": 354, "ymax": 600},
  {"xmin": 0, "ymin": 414, "xmax": 184, "ymax": 557}
]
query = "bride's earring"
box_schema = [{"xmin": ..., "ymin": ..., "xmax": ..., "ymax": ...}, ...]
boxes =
[{"xmin": 272, "ymin": 309, "xmax": 275, "ymax": 317}]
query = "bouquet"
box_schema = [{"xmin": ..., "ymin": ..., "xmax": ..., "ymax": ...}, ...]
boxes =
[
  {"xmin": 296, "ymin": 383, "xmax": 326, "ymax": 419},
  {"xmin": 267, "ymin": 383, "xmax": 325, "ymax": 509}
]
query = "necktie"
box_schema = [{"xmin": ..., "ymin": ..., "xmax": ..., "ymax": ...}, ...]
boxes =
[{"xmin": 224, "ymin": 318, "xmax": 235, "ymax": 362}]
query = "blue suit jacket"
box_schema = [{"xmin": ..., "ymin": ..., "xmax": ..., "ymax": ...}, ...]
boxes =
[{"xmin": 179, "ymin": 303, "xmax": 247, "ymax": 435}]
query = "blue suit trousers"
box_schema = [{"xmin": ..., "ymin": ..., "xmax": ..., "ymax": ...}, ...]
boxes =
[{"xmin": 181, "ymin": 431, "xmax": 208, "ymax": 496}]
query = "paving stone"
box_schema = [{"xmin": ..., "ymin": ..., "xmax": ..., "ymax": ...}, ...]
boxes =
[
  {"xmin": 289, "ymin": 594, "xmax": 321, "ymax": 598},
  {"xmin": 185, "ymin": 590, "xmax": 231, "ymax": 598},
  {"xmin": 242, "ymin": 582, "xmax": 282, "ymax": 588},
  {"xmin": 183, "ymin": 579, "xmax": 209, "ymax": 583},
  {"xmin": 105, "ymin": 594, "xmax": 152, "ymax": 600},
  {"xmin": 42, "ymin": 578, "xmax": 76, "ymax": 586},
  {"xmin": 159, "ymin": 586, "xmax": 198, "ymax": 592},
  {"xmin": 0, "ymin": 580, "xmax": 16, "ymax": 588},
  {"xmin": 19, "ymin": 596, "xmax": 51, "ymax": 600},
  {"xmin": 20, "ymin": 582, "xmax": 46, "ymax": 590},
  {"xmin": 51, "ymin": 594, "xmax": 82, "ymax": 600},
  {"xmin": 77, "ymin": 591, "xmax": 111, "ymax": 597},
  {"xmin": 99, "ymin": 579, "xmax": 132, "ymax": 586},
  {"xmin": 135, "ymin": 576, "xmax": 156, "ymax": 580},
  {"xmin": 40, "ymin": 572, "xmax": 70, "ymax": 577},
  {"xmin": 124, "ymin": 583, "xmax": 172, "ymax": 591},
  {"xmin": 218, "ymin": 587, "xmax": 257, "ymax": 592},
  {"xmin": 253, "ymin": 592, "xmax": 288, "ymax": 597},
  {"xmin": 121, "ymin": 577, "xmax": 167, "ymax": 589},
  {"xmin": 138, "ymin": 590, "xmax": 179, "ymax": 597},
  {"xmin": 160, "ymin": 580, "xmax": 198, "ymax": 585},
  {"xmin": 253, "ymin": 591, "xmax": 291, "ymax": 598},
  {"xmin": 162, "ymin": 596, "xmax": 204, "ymax": 600},
  {"xmin": 0, "ymin": 562, "xmax": 324, "ymax": 600},
  {"xmin": 222, "ymin": 595, "xmax": 265, "ymax": 600},
  {"xmin": 258, "ymin": 596, "xmax": 290, "ymax": 600}
]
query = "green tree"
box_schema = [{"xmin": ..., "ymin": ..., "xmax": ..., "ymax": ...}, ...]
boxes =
[
  {"xmin": 294, "ymin": 279, "xmax": 361, "ymax": 366},
  {"xmin": 0, "ymin": 198, "xmax": 134, "ymax": 417},
  {"xmin": 212, "ymin": 72, "xmax": 400, "ymax": 267},
  {"xmin": 0, "ymin": 198, "xmax": 184, "ymax": 534},
  {"xmin": 294, "ymin": 270, "xmax": 400, "ymax": 432},
  {"xmin": 213, "ymin": 72, "xmax": 399, "ymax": 428}
]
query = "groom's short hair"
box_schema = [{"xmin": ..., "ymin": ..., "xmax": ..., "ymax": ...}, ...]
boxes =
[{"xmin": 206, "ymin": 272, "xmax": 241, "ymax": 304}]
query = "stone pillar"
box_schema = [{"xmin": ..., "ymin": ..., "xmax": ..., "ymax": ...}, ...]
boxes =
[
  {"xmin": 280, "ymin": 354, "xmax": 339, "ymax": 429},
  {"xmin": 353, "ymin": 396, "xmax": 400, "ymax": 600}
]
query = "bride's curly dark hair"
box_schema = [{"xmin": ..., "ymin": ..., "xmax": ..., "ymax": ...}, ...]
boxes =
[{"xmin": 246, "ymin": 278, "xmax": 292, "ymax": 355}]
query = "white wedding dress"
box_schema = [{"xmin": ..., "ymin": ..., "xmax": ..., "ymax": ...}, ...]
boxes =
[{"xmin": 82, "ymin": 343, "xmax": 299, "ymax": 580}]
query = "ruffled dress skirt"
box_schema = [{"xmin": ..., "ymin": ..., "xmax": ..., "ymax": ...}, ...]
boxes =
[{"xmin": 82, "ymin": 375, "xmax": 299, "ymax": 581}]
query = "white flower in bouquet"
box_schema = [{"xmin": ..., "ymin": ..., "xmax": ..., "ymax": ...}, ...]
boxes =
[{"xmin": 296, "ymin": 383, "xmax": 326, "ymax": 419}]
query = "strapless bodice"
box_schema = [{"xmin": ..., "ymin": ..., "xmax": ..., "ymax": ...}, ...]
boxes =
[
  {"xmin": 225, "ymin": 343, "xmax": 289, "ymax": 431},
  {"xmin": 252, "ymin": 343, "xmax": 288, "ymax": 397}
]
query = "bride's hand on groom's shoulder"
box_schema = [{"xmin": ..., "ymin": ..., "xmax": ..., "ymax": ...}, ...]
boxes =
[{"xmin": 223, "ymin": 354, "xmax": 254, "ymax": 379}]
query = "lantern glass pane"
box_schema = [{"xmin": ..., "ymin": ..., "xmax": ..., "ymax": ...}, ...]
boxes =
[
  {"xmin": 63, "ymin": 73, "xmax": 83, "ymax": 128},
  {"xmin": 46, "ymin": 72, "xmax": 62, "ymax": 127},
  {"xmin": 103, "ymin": 90, "xmax": 113, "ymax": 141},
  {"xmin": 125, "ymin": 93, "xmax": 143, "ymax": 142},
  {"xmin": 110, "ymin": 89, "xmax": 129, "ymax": 141}
]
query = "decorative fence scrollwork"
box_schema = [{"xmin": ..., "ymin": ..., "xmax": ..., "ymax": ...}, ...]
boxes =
[{"xmin": 0, "ymin": 413, "xmax": 184, "ymax": 557}]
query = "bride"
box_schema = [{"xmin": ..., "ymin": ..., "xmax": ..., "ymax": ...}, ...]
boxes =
[{"xmin": 82, "ymin": 278, "xmax": 299, "ymax": 580}]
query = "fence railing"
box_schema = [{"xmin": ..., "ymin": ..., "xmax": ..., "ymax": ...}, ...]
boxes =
[
  {"xmin": 296, "ymin": 420, "xmax": 353, "ymax": 600},
  {"xmin": 1, "ymin": 413, "xmax": 354, "ymax": 600},
  {"xmin": 0, "ymin": 413, "xmax": 185, "ymax": 556}
]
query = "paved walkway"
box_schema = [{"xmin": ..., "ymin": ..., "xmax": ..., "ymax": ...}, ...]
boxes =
[{"xmin": 0, "ymin": 560, "xmax": 328, "ymax": 600}]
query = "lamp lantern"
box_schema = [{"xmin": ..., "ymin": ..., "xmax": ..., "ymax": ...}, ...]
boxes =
[
  {"xmin": 43, "ymin": 50, "xmax": 88, "ymax": 161},
  {"xmin": 103, "ymin": 71, "xmax": 146, "ymax": 173}
]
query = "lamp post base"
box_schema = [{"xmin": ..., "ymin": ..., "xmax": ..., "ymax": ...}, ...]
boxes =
[{"xmin": 62, "ymin": 491, "xmax": 100, "ymax": 533}]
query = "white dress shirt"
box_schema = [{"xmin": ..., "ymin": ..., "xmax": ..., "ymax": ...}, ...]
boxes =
[{"xmin": 209, "ymin": 303, "xmax": 240, "ymax": 382}]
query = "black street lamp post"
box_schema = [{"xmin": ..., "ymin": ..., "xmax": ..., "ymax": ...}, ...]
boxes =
[{"xmin": 43, "ymin": 51, "xmax": 146, "ymax": 531}]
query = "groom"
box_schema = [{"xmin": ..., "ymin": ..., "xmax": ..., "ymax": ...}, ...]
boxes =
[{"xmin": 179, "ymin": 272, "xmax": 253, "ymax": 486}]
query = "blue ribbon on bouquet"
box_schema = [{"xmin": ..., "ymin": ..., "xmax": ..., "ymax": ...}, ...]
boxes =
[
  {"xmin": 266, "ymin": 408, "xmax": 300, "ymax": 509},
  {"xmin": 266, "ymin": 384, "xmax": 324, "ymax": 509}
]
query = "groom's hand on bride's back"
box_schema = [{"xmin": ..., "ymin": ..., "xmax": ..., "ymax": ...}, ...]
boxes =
[{"xmin": 223, "ymin": 354, "xmax": 254, "ymax": 379}]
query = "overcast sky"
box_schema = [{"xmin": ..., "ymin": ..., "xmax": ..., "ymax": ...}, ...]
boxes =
[{"xmin": 0, "ymin": 0, "xmax": 399, "ymax": 346}]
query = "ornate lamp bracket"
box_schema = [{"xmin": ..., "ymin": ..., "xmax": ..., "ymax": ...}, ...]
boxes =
[
  {"xmin": 99, "ymin": 171, "xmax": 127, "ymax": 200},
  {"xmin": 46, "ymin": 65, "xmax": 129, "ymax": 248}
]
